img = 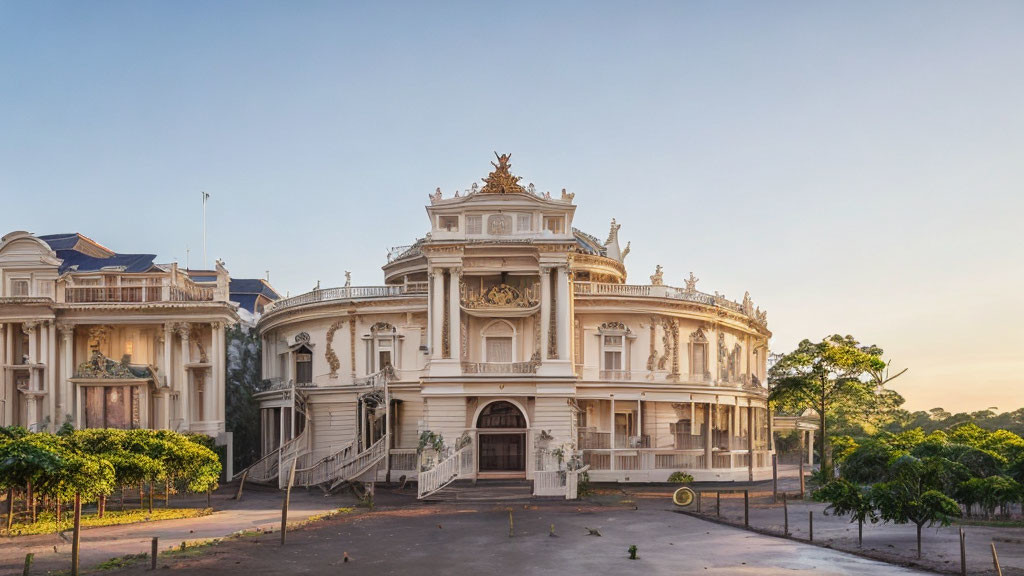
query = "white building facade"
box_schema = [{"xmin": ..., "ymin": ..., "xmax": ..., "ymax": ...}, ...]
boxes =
[
  {"xmin": 0, "ymin": 232, "xmax": 238, "ymax": 473},
  {"xmin": 254, "ymin": 155, "xmax": 772, "ymax": 493}
]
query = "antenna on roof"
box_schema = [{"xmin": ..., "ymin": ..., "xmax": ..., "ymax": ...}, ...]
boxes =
[
  {"xmin": 201, "ymin": 191, "xmax": 210, "ymax": 269},
  {"xmin": 266, "ymin": 270, "xmax": 270, "ymax": 282},
  {"xmin": 186, "ymin": 246, "xmax": 190, "ymax": 271}
]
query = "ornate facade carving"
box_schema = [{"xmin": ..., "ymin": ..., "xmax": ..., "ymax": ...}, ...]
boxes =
[
  {"xmin": 684, "ymin": 272, "xmax": 699, "ymax": 294},
  {"xmin": 87, "ymin": 324, "xmax": 112, "ymax": 350},
  {"xmin": 75, "ymin": 350, "xmax": 151, "ymax": 379},
  {"xmin": 487, "ymin": 214, "xmax": 513, "ymax": 235},
  {"xmin": 650, "ymin": 265, "xmax": 664, "ymax": 286},
  {"xmin": 190, "ymin": 325, "xmax": 209, "ymax": 363},
  {"xmin": 461, "ymin": 283, "xmax": 538, "ymax": 309},
  {"xmin": 325, "ymin": 320, "xmax": 345, "ymax": 378}
]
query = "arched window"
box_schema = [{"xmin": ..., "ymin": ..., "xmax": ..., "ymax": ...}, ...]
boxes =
[
  {"xmin": 481, "ymin": 320, "xmax": 515, "ymax": 363},
  {"xmin": 295, "ymin": 345, "xmax": 313, "ymax": 384},
  {"xmin": 477, "ymin": 401, "xmax": 526, "ymax": 428}
]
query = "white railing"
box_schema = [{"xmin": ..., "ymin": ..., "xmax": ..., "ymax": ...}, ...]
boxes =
[
  {"xmin": 533, "ymin": 470, "xmax": 567, "ymax": 497},
  {"xmin": 566, "ymin": 465, "xmax": 590, "ymax": 500},
  {"xmin": 277, "ymin": 428, "xmax": 309, "ymax": 488},
  {"xmin": 294, "ymin": 435, "xmax": 388, "ymax": 488},
  {"xmin": 234, "ymin": 447, "xmax": 281, "ymax": 483},
  {"xmin": 354, "ymin": 367, "xmax": 393, "ymax": 388},
  {"xmin": 573, "ymin": 282, "xmax": 765, "ymax": 325},
  {"xmin": 264, "ymin": 284, "xmax": 426, "ymax": 314},
  {"xmin": 389, "ymin": 449, "xmax": 418, "ymax": 472},
  {"xmin": 461, "ymin": 361, "xmax": 539, "ymax": 374},
  {"xmin": 417, "ymin": 444, "xmax": 473, "ymax": 499},
  {"xmin": 387, "ymin": 244, "xmax": 422, "ymax": 263},
  {"xmin": 65, "ymin": 282, "xmax": 214, "ymax": 304}
]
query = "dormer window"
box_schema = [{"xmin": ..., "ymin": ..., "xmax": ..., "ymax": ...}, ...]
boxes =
[
  {"xmin": 439, "ymin": 215, "xmax": 459, "ymax": 231},
  {"xmin": 466, "ymin": 215, "xmax": 482, "ymax": 234},
  {"xmin": 543, "ymin": 216, "xmax": 564, "ymax": 234}
]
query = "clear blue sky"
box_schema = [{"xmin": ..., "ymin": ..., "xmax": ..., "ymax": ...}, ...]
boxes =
[{"xmin": 2, "ymin": 1, "xmax": 1022, "ymax": 411}]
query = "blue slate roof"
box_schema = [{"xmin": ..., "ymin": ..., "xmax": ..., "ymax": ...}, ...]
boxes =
[
  {"xmin": 38, "ymin": 233, "xmax": 158, "ymax": 274},
  {"xmin": 573, "ymin": 228, "xmax": 607, "ymax": 257},
  {"xmin": 229, "ymin": 278, "xmax": 280, "ymax": 313}
]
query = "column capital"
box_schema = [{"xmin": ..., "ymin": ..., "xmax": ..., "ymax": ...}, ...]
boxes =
[
  {"xmin": 211, "ymin": 321, "xmax": 223, "ymax": 330},
  {"xmin": 57, "ymin": 323, "xmax": 75, "ymax": 338},
  {"xmin": 175, "ymin": 323, "xmax": 191, "ymax": 340},
  {"xmin": 23, "ymin": 320, "xmax": 40, "ymax": 334}
]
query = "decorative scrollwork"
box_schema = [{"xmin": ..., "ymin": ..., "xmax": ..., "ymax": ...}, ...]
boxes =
[
  {"xmin": 461, "ymin": 283, "xmax": 538, "ymax": 309},
  {"xmin": 294, "ymin": 332, "xmax": 311, "ymax": 345}
]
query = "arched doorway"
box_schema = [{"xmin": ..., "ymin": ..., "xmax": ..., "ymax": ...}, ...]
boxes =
[{"xmin": 477, "ymin": 401, "xmax": 527, "ymax": 474}]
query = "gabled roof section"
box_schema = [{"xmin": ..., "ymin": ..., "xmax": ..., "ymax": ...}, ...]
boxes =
[
  {"xmin": 38, "ymin": 233, "xmax": 158, "ymax": 274},
  {"xmin": 230, "ymin": 278, "xmax": 281, "ymax": 300}
]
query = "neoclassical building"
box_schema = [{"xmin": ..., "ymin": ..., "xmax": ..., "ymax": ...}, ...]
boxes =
[
  {"xmin": 252, "ymin": 154, "xmax": 773, "ymax": 496},
  {"xmin": 0, "ymin": 231, "xmax": 240, "ymax": 476}
]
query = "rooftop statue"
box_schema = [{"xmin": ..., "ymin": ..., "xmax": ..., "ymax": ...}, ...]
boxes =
[
  {"xmin": 650, "ymin": 264, "xmax": 664, "ymax": 285},
  {"xmin": 684, "ymin": 272, "xmax": 699, "ymax": 294},
  {"xmin": 480, "ymin": 152, "xmax": 526, "ymax": 194}
]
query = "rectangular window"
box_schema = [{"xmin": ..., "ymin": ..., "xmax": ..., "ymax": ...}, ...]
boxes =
[
  {"xmin": 603, "ymin": 350, "xmax": 622, "ymax": 370},
  {"xmin": 691, "ymin": 343, "xmax": 706, "ymax": 376},
  {"xmin": 485, "ymin": 337, "xmax": 513, "ymax": 362},
  {"xmin": 543, "ymin": 216, "xmax": 564, "ymax": 234},
  {"xmin": 295, "ymin": 353, "xmax": 313, "ymax": 384},
  {"xmin": 11, "ymin": 279, "xmax": 29, "ymax": 296},
  {"xmin": 378, "ymin": 350, "xmax": 392, "ymax": 370},
  {"xmin": 438, "ymin": 215, "xmax": 459, "ymax": 231},
  {"xmin": 516, "ymin": 213, "xmax": 532, "ymax": 231},
  {"xmin": 466, "ymin": 215, "xmax": 482, "ymax": 234}
]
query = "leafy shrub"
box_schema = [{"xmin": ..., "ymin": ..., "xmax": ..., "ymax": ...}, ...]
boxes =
[{"xmin": 667, "ymin": 471, "xmax": 693, "ymax": 484}]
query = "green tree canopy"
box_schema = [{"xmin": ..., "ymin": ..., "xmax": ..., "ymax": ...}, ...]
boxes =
[
  {"xmin": 870, "ymin": 455, "xmax": 961, "ymax": 558},
  {"xmin": 770, "ymin": 334, "xmax": 906, "ymax": 478}
]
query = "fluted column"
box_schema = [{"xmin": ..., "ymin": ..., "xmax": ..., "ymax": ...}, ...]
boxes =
[
  {"xmin": 46, "ymin": 321, "xmax": 56, "ymax": 431},
  {"xmin": 162, "ymin": 324, "xmax": 174, "ymax": 429},
  {"xmin": 210, "ymin": 322, "xmax": 225, "ymax": 429},
  {"xmin": 176, "ymin": 324, "xmax": 191, "ymax": 430},
  {"xmin": 447, "ymin": 268, "xmax": 461, "ymax": 361},
  {"xmin": 430, "ymin": 270, "xmax": 444, "ymax": 359},
  {"xmin": 58, "ymin": 324, "xmax": 74, "ymax": 426},
  {"xmin": 539, "ymin": 267, "xmax": 551, "ymax": 360},
  {"xmin": 0, "ymin": 324, "xmax": 6, "ymax": 426},
  {"xmin": 556, "ymin": 266, "xmax": 570, "ymax": 361}
]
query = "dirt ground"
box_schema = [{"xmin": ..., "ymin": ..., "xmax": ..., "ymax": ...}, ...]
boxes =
[
  {"xmin": 678, "ymin": 487, "xmax": 1024, "ymax": 576},
  {"xmin": 91, "ymin": 488, "xmax": 939, "ymax": 576}
]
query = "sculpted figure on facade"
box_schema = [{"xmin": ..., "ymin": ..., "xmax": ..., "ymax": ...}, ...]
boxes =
[
  {"xmin": 684, "ymin": 272, "xmax": 700, "ymax": 294},
  {"xmin": 650, "ymin": 265, "xmax": 664, "ymax": 286}
]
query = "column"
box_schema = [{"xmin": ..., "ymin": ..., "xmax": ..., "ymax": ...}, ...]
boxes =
[
  {"xmin": 539, "ymin": 267, "xmax": 551, "ymax": 360},
  {"xmin": 162, "ymin": 324, "xmax": 174, "ymax": 429},
  {"xmin": 556, "ymin": 266, "xmax": 570, "ymax": 360},
  {"xmin": 208, "ymin": 322, "xmax": 223, "ymax": 428},
  {"xmin": 747, "ymin": 401, "xmax": 755, "ymax": 481},
  {"xmin": 430, "ymin": 270, "xmax": 444, "ymax": 359},
  {"xmin": 447, "ymin": 268, "xmax": 461, "ymax": 361},
  {"xmin": 58, "ymin": 324, "xmax": 74, "ymax": 427},
  {"xmin": 47, "ymin": 322, "xmax": 57, "ymax": 431},
  {"xmin": 0, "ymin": 324, "xmax": 5, "ymax": 426},
  {"xmin": 177, "ymin": 324, "xmax": 191, "ymax": 429},
  {"xmin": 807, "ymin": 430, "xmax": 814, "ymax": 465},
  {"xmin": 704, "ymin": 403, "xmax": 713, "ymax": 470},
  {"xmin": 609, "ymin": 397, "xmax": 615, "ymax": 471}
]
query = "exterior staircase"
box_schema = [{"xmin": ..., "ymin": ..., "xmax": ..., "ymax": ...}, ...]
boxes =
[
  {"xmin": 421, "ymin": 479, "xmax": 534, "ymax": 502},
  {"xmin": 291, "ymin": 434, "xmax": 389, "ymax": 491}
]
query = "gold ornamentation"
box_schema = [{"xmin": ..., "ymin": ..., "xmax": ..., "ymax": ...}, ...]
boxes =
[
  {"xmin": 461, "ymin": 283, "xmax": 538, "ymax": 308},
  {"xmin": 325, "ymin": 320, "xmax": 345, "ymax": 377},
  {"xmin": 479, "ymin": 152, "xmax": 526, "ymax": 195},
  {"xmin": 74, "ymin": 350, "xmax": 147, "ymax": 379}
]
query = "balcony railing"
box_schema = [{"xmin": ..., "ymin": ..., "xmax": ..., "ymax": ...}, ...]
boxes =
[
  {"xmin": 264, "ymin": 284, "xmax": 427, "ymax": 314},
  {"xmin": 386, "ymin": 244, "xmax": 422, "ymax": 263},
  {"xmin": 577, "ymin": 430, "xmax": 650, "ymax": 450},
  {"xmin": 65, "ymin": 283, "xmax": 213, "ymax": 304},
  {"xmin": 574, "ymin": 282, "xmax": 767, "ymax": 326},
  {"xmin": 461, "ymin": 361, "xmax": 539, "ymax": 374}
]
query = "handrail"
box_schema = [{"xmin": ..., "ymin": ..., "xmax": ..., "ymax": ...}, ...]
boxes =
[
  {"xmin": 233, "ymin": 447, "xmax": 281, "ymax": 483},
  {"xmin": 294, "ymin": 434, "xmax": 388, "ymax": 488},
  {"xmin": 566, "ymin": 464, "xmax": 591, "ymax": 500},
  {"xmin": 417, "ymin": 444, "xmax": 473, "ymax": 499}
]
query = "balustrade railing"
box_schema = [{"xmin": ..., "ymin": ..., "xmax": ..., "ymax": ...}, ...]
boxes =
[
  {"xmin": 264, "ymin": 284, "xmax": 425, "ymax": 314},
  {"xmin": 234, "ymin": 448, "xmax": 281, "ymax": 483},
  {"xmin": 565, "ymin": 465, "xmax": 590, "ymax": 500},
  {"xmin": 533, "ymin": 470, "xmax": 567, "ymax": 497},
  {"xmin": 65, "ymin": 282, "xmax": 213, "ymax": 304},
  {"xmin": 389, "ymin": 449, "xmax": 417, "ymax": 472},
  {"xmin": 417, "ymin": 444, "xmax": 473, "ymax": 499},
  {"xmin": 294, "ymin": 435, "xmax": 387, "ymax": 488},
  {"xmin": 573, "ymin": 282, "xmax": 766, "ymax": 325},
  {"xmin": 387, "ymin": 244, "xmax": 422, "ymax": 263},
  {"xmin": 461, "ymin": 361, "xmax": 539, "ymax": 374}
]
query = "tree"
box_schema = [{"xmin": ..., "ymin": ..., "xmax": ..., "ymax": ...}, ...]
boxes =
[
  {"xmin": 840, "ymin": 439, "xmax": 902, "ymax": 484},
  {"xmin": 817, "ymin": 478, "xmax": 875, "ymax": 546},
  {"xmin": 770, "ymin": 335, "xmax": 906, "ymax": 478},
  {"xmin": 226, "ymin": 323, "xmax": 262, "ymax": 472},
  {"xmin": 870, "ymin": 455, "xmax": 961, "ymax": 558}
]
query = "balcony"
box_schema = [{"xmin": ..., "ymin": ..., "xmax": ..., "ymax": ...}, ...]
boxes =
[
  {"xmin": 461, "ymin": 361, "xmax": 539, "ymax": 375},
  {"xmin": 264, "ymin": 283, "xmax": 428, "ymax": 315},
  {"xmin": 573, "ymin": 282, "xmax": 767, "ymax": 327}
]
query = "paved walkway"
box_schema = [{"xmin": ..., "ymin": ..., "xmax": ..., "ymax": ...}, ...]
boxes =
[{"xmin": 0, "ymin": 484, "xmax": 356, "ymax": 575}]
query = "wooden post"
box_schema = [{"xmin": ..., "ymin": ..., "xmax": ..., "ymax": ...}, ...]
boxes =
[
  {"xmin": 235, "ymin": 469, "xmax": 248, "ymax": 501},
  {"xmin": 743, "ymin": 490, "xmax": 749, "ymax": 527},
  {"xmin": 508, "ymin": 510, "xmax": 514, "ymax": 538},
  {"xmin": 28, "ymin": 482, "xmax": 35, "ymax": 523},
  {"xmin": 22, "ymin": 553, "xmax": 33, "ymax": 576},
  {"xmin": 716, "ymin": 492, "xmax": 721, "ymax": 518},
  {"xmin": 165, "ymin": 479, "xmax": 170, "ymax": 507},
  {"xmin": 858, "ymin": 517, "xmax": 863, "ymax": 547},
  {"xmin": 771, "ymin": 453, "xmax": 778, "ymax": 504},
  {"xmin": 808, "ymin": 510, "xmax": 813, "ymax": 542},
  {"xmin": 696, "ymin": 491, "xmax": 702, "ymax": 513},
  {"xmin": 280, "ymin": 459, "xmax": 296, "ymax": 546},
  {"xmin": 206, "ymin": 488, "xmax": 212, "ymax": 510},
  {"xmin": 6, "ymin": 488, "xmax": 14, "ymax": 532},
  {"xmin": 71, "ymin": 492, "xmax": 81, "ymax": 576},
  {"xmin": 991, "ymin": 542, "xmax": 1003, "ymax": 576},
  {"xmin": 783, "ymin": 494, "xmax": 788, "ymax": 536},
  {"xmin": 959, "ymin": 528, "xmax": 966, "ymax": 576},
  {"xmin": 151, "ymin": 537, "xmax": 158, "ymax": 570},
  {"xmin": 148, "ymin": 481, "xmax": 154, "ymax": 514}
]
